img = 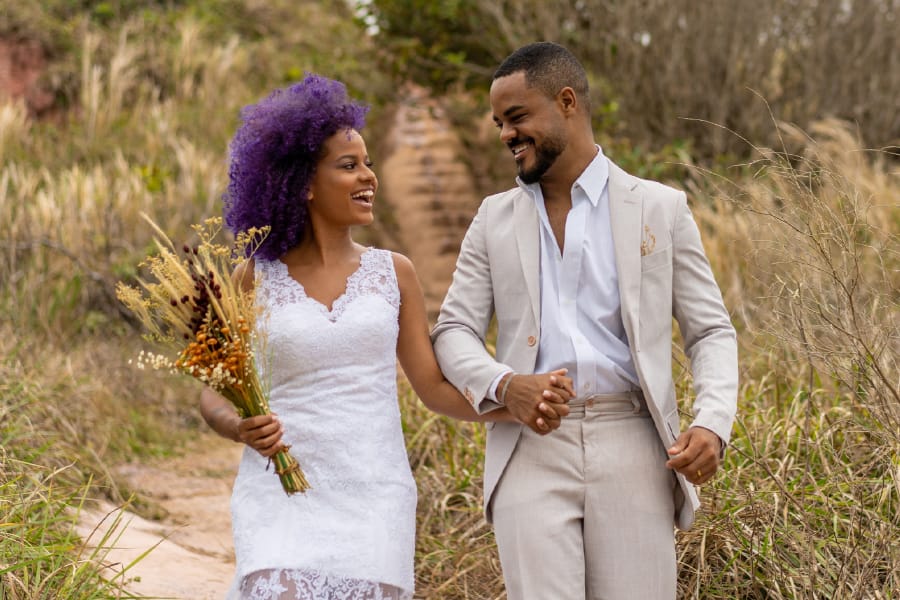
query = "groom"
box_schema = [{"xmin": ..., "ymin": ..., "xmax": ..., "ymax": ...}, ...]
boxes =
[{"xmin": 432, "ymin": 42, "xmax": 738, "ymax": 599}]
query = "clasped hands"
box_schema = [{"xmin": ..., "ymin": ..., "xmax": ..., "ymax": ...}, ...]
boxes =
[{"xmin": 500, "ymin": 369, "xmax": 575, "ymax": 435}]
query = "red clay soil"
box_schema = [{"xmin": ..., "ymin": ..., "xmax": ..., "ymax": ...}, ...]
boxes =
[{"xmin": 0, "ymin": 38, "xmax": 54, "ymax": 115}]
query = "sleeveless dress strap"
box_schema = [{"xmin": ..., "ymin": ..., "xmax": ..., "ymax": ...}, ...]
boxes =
[{"xmin": 349, "ymin": 249, "xmax": 400, "ymax": 312}]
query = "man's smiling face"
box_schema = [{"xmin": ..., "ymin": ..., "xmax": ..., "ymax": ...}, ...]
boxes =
[{"xmin": 490, "ymin": 71, "xmax": 568, "ymax": 184}]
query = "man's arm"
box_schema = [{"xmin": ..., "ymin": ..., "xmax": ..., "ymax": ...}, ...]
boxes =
[
  {"xmin": 666, "ymin": 193, "xmax": 739, "ymax": 484},
  {"xmin": 431, "ymin": 200, "xmax": 572, "ymax": 431},
  {"xmin": 431, "ymin": 203, "xmax": 507, "ymax": 412}
]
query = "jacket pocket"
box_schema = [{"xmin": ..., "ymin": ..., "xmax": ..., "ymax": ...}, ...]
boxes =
[{"xmin": 640, "ymin": 244, "xmax": 672, "ymax": 272}]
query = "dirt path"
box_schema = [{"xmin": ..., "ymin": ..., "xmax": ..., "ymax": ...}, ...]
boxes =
[
  {"xmin": 379, "ymin": 84, "xmax": 481, "ymax": 319},
  {"xmin": 78, "ymin": 434, "xmax": 242, "ymax": 598}
]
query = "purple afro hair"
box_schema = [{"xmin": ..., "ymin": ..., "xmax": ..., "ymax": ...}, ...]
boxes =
[{"xmin": 223, "ymin": 74, "xmax": 369, "ymax": 260}]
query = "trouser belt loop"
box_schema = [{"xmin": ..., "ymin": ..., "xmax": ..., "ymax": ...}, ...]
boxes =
[{"xmin": 631, "ymin": 392, "xmax": 643, "ymax": 414}]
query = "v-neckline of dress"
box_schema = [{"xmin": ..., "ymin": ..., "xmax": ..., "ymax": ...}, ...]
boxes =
[{"xmin": 276, "ymin": 249, "xmax": 372, "ymax": 319}]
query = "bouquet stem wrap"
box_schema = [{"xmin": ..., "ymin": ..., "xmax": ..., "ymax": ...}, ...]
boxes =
[{"xmin": 271, "ymin": 448, "xmax": 309, "ymax": 492}]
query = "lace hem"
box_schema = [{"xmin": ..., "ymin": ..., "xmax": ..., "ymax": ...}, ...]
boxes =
[{"xmin": 239, "ymin": 568, "xmax": 412, "ymax": 600}]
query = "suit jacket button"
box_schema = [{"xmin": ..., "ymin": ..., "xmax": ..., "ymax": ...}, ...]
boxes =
[{"xmin": 527, "ymin": 335, "xmax": 536, "ymax": 346}]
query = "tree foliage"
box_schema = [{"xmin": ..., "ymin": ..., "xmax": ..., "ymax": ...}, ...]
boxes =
[{"xmin": 364, "ymin": 0, "xmax": 900, "ymax": 158}]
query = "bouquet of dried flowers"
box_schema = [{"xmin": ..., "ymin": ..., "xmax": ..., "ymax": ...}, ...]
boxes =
[{"xmin": 116, "ymin": 214, "xmax": 310, "ymax": 494}]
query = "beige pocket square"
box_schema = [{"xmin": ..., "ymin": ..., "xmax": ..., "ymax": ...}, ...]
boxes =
[{"xmin": 640, "ymin": 225, "xmax": 657, "ymax": 256}]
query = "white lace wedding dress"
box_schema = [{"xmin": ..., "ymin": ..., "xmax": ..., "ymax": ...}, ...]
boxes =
[{"xmin": 225, "ymin": 249, "xmax": 416, "ymax": 600}]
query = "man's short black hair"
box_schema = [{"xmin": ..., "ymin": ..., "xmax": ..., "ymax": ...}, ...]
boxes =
[{"xmin": 493, "ymin": 42, "xmax": 590, "ymax": 112}]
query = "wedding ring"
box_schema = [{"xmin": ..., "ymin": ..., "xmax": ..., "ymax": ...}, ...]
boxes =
[{"xmin": 696, "ymin": 469, "xmax": 702, "ymax": 478}]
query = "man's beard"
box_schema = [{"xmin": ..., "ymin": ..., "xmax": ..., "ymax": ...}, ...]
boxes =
[{"xmin": 516, "ymin": 134, "xmax": 566, "ymax": 184}]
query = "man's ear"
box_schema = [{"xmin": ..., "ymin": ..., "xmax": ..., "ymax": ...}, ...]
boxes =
[{"xmin": 558, "ymin": 87, "xmax": 578, "ymax": 114}]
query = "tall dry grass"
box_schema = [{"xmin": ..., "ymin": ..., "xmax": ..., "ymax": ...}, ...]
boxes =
[
  {"xmin": 668, "ymin": 120, "xmax": 897, "ymax": 598},
  {"xmin": 402, "ymin": 388, "xmax": 505, "ymax": 598},
  {"xmin": 1, "ymin": 22, "xmax": 241, "ymax": 341},
  {"xmin": 0, "ymin": 322, "xmax": 194, "ymax": 598}
]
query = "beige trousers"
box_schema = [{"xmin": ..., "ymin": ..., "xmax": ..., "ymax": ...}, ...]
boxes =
[{"xmin": 491, "ymin": 393, "xmax": 677, "ymax": 600}]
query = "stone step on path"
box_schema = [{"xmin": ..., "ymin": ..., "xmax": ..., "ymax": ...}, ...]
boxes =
[{"xmin": 379, "ymin": 84, "xmax": 481, "ymax": 321}]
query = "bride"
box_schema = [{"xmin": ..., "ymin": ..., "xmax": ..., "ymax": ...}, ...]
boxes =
[{"xmin": 198, "ymin": 74, "xmax": 573, "ymax": 600}]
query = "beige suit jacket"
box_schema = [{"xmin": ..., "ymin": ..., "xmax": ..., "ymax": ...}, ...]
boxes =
[{"xmin": 431, "ymin": 159, "xmax": 738, "ymax": 531}]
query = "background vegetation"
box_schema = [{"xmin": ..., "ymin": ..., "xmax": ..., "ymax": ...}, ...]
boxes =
[
  {"xmin": 365, "ymin": 0, "xmax": 900, "ymax": 161},
  {"xmin": 1, "ymin": 1, "xmax": 897, "ymax": 598}
]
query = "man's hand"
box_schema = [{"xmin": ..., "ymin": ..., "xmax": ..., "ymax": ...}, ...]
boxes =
[
  {"xmin": 665, "ymin": 426, "xmax": 723, "ymax": 485},
  {"xmin": 501, "ymin": 369, "xmax": 574, "ymax": 434},
  {"xmin": 238, "ymin": 413, "xmax": 285, "ymax": 458}
]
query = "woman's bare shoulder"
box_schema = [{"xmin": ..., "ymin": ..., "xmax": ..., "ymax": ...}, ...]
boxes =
[{"xmin": 389, "ymin": 251, "xmax": 416, "ymax": 278}]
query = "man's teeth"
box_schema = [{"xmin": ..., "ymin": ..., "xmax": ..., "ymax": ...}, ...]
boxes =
[{"xmin": 512, "ymin": 143, "xmax": 529, "ymax": 156}]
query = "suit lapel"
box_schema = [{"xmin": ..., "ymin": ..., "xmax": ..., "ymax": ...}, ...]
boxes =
[
  {"xmin": 513, "ymin": 193, "xmax": 541, "ymax": 327},
  {"xmin": 608, "ymin": 161, "xmax": 642, "ymax": 350}
]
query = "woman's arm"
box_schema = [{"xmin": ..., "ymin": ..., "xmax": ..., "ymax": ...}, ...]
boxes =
[
  {"xmin": 197, "ymin": 258, "xmax": 283, "ymax": 457},
  {"xmin": 199, "ymin": 387, "xmax": 285, "ymax": 457},
  {"xmin": 393, "ymin": 253, "xmax": 568, "ymax": 425},
  {"xmin": 200, "ymin": 386, "xmax": 241, "ymax": 442},
  {"xmin": 200, "ymin": 387, "xmax": 284, "ymax": 458}
]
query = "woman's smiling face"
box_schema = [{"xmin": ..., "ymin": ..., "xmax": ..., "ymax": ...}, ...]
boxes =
[{"xmin": 307, "ymin": 128, "xmax": 378, "ymax": 228}]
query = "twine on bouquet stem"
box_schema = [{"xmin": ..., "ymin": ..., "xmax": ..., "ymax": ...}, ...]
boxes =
[{"xmin": 269, "ymin": 446, "xmax": 310, "ymax": 494}]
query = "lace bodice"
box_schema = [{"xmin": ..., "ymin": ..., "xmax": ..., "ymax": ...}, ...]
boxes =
[
  {"xmin": 226, "ymin": 249, "xmax": 416, "ymax": 600},
  {"xmin": 255, "ymin": 250, "xmax": 400, "ymax": 321}
]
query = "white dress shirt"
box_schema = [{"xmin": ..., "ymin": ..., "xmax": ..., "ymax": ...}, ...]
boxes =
[{"xmin": 492, "ymin": 146, "xmax": 639, "ymax": 400}]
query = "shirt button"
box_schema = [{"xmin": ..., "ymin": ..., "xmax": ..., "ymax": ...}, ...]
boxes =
[{"xmin": 527, "ymin": 335, "xmax": 536, "ymax": 346}]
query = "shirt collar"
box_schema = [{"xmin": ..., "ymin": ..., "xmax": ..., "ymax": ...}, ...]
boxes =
[{"xmin": 517, "ymin": 145, "xmax": 608, "ymax": 207}]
